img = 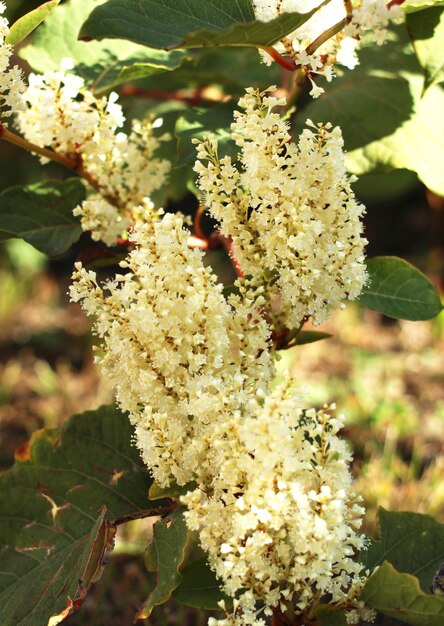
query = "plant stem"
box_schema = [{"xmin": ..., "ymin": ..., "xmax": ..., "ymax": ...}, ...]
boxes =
[
  {"xmin": 259, "ymin": 45, "xmax": 299, "ymax": 71},
  {"xmin": 0, "ymin": 124, "xmax": 121, "ymax": 209},
  {"xmin": 0, "ymin": 123, "xmax": 78, "ymax": 170},
  {"xmin": 305, "ymin": 16, "xmax": 350, "ymax": 56}
]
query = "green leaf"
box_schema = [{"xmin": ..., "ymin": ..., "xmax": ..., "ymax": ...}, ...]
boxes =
[
  {"xmin": 358, "ymin": 257, "xmax": 442, "ymax": 321},
  {"xmin": 406, "ymin": 5, "xmax": 444, "ymax": 88},
  {"xmin": 294, "ymin": 27, "xmax": 444, "ymax": 195},
  {"xmin": 6, "ymin": 0, "xmax": 60, "ymax": 45},
  {"xmin": 176, "ymin": 106, "xmax": 237, "ymax": 165},
  {"xmin": 293, "ymin": 331, "xmax": 332, "ymax": 346},
  {"xmin": 313, "ymin": 604, "xmax": 347, "ymax": 626},
  {"xmin": 363, "ymin": 508, "xmax": 444, "ymax": 592},
  {"xmin": 0, "ymin": 405, "xmax": 164, "ymax": 626},
  {"xmin": 362, "ymin": 561, "xmax": 444, "ymax": 626},
  {"xmin": 137, "ymin": 508, "xmax": 189, "ymax": 619},
  {"xmin": 172, "ymin": 558, "xmax": 230, "ymax": 610},
  {"xmin": 79, "ymin": 0, "xmax": 327, "ymax": 51},
  {"xmin": 20, "ymin": 0, "xmax": 189, "ymax": 95},
  {"xmin": 404, "ymin": 1, "xmax": 444, "ymax": 16},
  {"xmin": 0, "ymin": 179, "xmax": 85, "ymax": 256}
]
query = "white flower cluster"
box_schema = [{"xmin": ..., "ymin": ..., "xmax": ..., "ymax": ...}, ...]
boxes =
[
  {"xmin": 70, "ymin": 213, "xmax": 273, "ymax": 487},
  {"xmin": 252, "ymin": 0, "xmax": 403, "ymax": 96},
  {"xmin": 184, "ymin": 385, "xmax": 372, "ymax": 625},
  {"xmin": 16, "ymin": 59, "xmax": 170, "ymax": 245},
  {"xmin": 71, "ymin": 214, "xmax": 372, "ymax": 624},
  {"xmin": 0, "ymin": 2, "xmax": 25, "ymax": 120},
  {"xmin": 347, "ymin": 0, "xmax": 404, "ymax": 45},
  {"xmin": 194, "ymin": 87, "xmax": 367, "ymax": 330}
]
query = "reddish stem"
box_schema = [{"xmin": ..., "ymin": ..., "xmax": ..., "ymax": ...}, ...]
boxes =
[{"xmin": 259, "ymin": 45, "xmax": 299, "ymax": 71}]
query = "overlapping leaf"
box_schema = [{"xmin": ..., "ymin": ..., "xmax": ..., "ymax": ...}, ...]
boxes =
[
  {"xmin": 294, "ymin": 26, "xmax": 444, "ymax": 195},
  {"xmin": 362, "ymin": 562, "xmax": 444, "ymax": 626},
  {"xmin": 137, "ymin": 508, "xmax": 189, "ymax": 619},
  {"xmin": 20, "ymin": 0, "xmax": 189, "ymax": 94},
  {"xmin": 0, "ymin": 179, "xmax": 84, "ymax": 256},
  {"xmin": 361, "ymin": 509, "xmax": 444, "ymax": 625},
  {"xmin": 0, "ymin": 405, "xmax": 165, "ymax": 626},
  {"xmin": 363, "ymin": 508, "xmax": 444, "ymax": 591},
  {"xmin": 79, "ymin": 0, "xmax": 328, "ymax": 51},
  {"xmin": 358, "ymin": 257, "xmax": 442, "ymax": 321},
  {"xmin": 406, "ymin": 4, "xmax": 444, "ymax": 88}
]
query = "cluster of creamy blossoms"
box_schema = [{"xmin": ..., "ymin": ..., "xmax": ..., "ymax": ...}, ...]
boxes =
[
  {"xmin": 0, "ymin": 2, "xmax": 25, "ymax": 120},
  {"xmin": 194, "ymin": 87, "xmax": 368, "ymax": 330},
  {"xmin": 70, "ymin": 213, "xmax": 273, "ymax": 487},
  {"xmin": 16, "ymin": 59, "xmax": 170, "ymax": 245},
  {"xmin": 252, "ymin": 0, "xmax": 404, "ymax": 97},
  {"xmin": 71, "ymin": 214, "xmax": 372, "ymax": 625},
  {"xmin": 184, "ymin": 385, "xmax": 373, "ymax": 626}
]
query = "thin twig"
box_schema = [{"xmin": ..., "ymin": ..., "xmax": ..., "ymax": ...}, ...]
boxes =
[
  {"xmin": 0, "ymin": 124, "xmax": 121, "ymax": 209},
  {"xmin": 305, "ymin": 16, "xmax": 350, "ymax": 56},
  {"xmin": 259, "ymin": 45, "xmax": 300, "ymax": 71}
]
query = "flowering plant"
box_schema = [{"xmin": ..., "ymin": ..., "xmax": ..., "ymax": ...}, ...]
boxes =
[{"xmin": 0, "ymin": 1, "xmax": 443, "ymax": 625}]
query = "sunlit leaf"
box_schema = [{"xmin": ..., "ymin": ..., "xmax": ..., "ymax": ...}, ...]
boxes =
[
  {"xmin": 364, "ymin": 508, "xmax": 444, "ymax": 592},
  {"xmin": 358, "ymin": 257, "xmax": 442, "ymax": 321},
  {"xmin": 362, "ymin": 562, "xmax": 444, "ymax": 626},
  {"xmin": 80, "ymin": 0, "xmax": 328, "ymax": 51},
  {"xmin": 6, "ymin": 0, "xmax": 60, "ymax": 45}
]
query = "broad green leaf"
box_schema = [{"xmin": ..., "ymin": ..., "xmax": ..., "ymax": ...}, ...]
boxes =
[
  {"xmin": 362, "ymin": 561, "xmax": 444, "ymax": 626},
  {"xmin": 0, "ymin": 179, "xmax": 84, "ymax": 256},
  {"xmin": 6, "ymin": 0, "xmax": 60, "ymax": 45},
  {"xmin": 20, "ymin": 0, "xmax": 189, "ymax": 95},
  {"xmin": 363, "ymin": 508, "xmax": 444, "ymax": 592},
  {"xmin": 172, "ymin": 558, "xmax": 230, "ymax": 610},
  {"xmin": 137, "ymin": 508, "xmax": 189, "ymax": 619},
  {"xmin": 294, "ymin": 27, "xmax": 444, "ymax": 195},
  {"xmin": 80, "ymin": 0, "xmax": 327, "ymax": 51},
  {"xmin": 176, "ymin": 106, "xmax": 237, "ymax": 165},
  {"xmin": 358, "ymin": 257, "xmax": 442, "ymax": 321},
  {"xmin": 0, "ymin": 405, "xmax": 165, "ymax": 626},
  {"xmin": 313, "ymin": 604, "xmax": 347, "ymax": 626},
  {"xmin": 406, "ymin": 5, "xmax": 444, "ymax": 88}
]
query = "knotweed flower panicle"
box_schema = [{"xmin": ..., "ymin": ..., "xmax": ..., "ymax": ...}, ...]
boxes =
[
  {"xmin": 16, "ymin": 59, "xmax": 170, "ymax": 245},
  {"xmin": 70, "ymin": 214, "xmax": 273, "ymax": 487},
  {"xmin": 0, "ymin": 2, "xmax": 26, "ymax": 120},
  {"xmin": 194, "ymin": 87, "xmax": 367, "ymax": 331},
  {"xmin": 184, "ymin": 384, "xmax": 371, "ymax": 625},
  {"xmin": 252, "ymin": 1, "xmax": 403, "ymax": 96},
  {"xmin": 16, "ymin": 58, "xmax": 123, "ymax": 160}
]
